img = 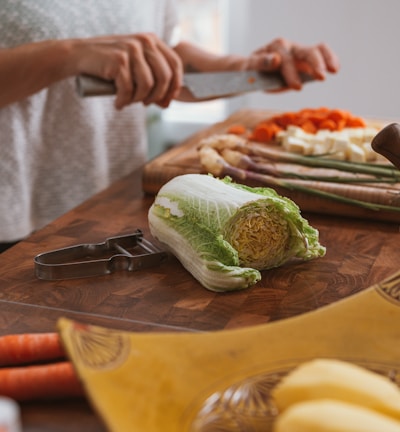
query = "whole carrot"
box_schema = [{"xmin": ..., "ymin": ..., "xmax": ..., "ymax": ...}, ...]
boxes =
[
  {"xmin": 0, "ymin": 333, "xmax": 65, "ymax": 366},
  {"xmin": 0, "ymin": 361, "xmax": 84, "ymax": 401}
]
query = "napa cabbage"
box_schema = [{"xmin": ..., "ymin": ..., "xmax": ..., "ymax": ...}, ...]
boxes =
[{"xmin": 148, "ymin": 174, "xmax": 325, "ymax": 292}]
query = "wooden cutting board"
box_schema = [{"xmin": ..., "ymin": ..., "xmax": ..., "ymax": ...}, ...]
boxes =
[{"xmin": 142, "ymin": 109, "xmax": 400, "ymax": 223}]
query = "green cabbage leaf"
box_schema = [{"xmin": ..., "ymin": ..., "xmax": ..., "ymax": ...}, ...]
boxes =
[{"xmin": 148, "ymin": 174, "xmax": 325, "ymax": 292}]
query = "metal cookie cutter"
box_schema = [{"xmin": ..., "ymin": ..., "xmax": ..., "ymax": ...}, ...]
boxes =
[{"xmin": 34, "ymin": 229, "xmax": 167, "ymax": 280}]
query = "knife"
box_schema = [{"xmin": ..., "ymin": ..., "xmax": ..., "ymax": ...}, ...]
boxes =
[
  {"xmin": 76, "ymin": 70, "xmax": 314, "ymax": 99},
  {"xmin": 371, "ymin": 123, "xmax": 400, "ymax": 169}
]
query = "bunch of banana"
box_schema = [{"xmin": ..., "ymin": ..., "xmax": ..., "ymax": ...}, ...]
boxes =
[{"xmin": 272, "ymin": 358, "xmax": 400, "ymax": 432}]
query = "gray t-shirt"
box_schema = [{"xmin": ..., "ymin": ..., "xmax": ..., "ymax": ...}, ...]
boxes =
[{"xmin": 0, "ymin": 0, "xmax": 178, "ymax": 241}]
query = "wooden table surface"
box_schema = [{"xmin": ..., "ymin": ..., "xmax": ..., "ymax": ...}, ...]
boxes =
[{"xmin": 1, "ymin": 159, "xmax": 399, "ymax": 430}]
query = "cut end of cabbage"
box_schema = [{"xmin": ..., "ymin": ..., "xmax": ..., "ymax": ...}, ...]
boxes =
[
  {"xmin": 148, "ymin": 174, "xmax": 325, "ymax": 292},
  {"xmin": 225, "ymin": 203, "xmax": 291, "ymax": 270}
]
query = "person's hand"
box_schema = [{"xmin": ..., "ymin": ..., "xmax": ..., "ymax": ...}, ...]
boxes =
[
  {"xmin": 70, "ymin": 32, "xmax": 183, "ymax": 109},
  {"xmin": 244, "ymin": 37, "xmax": 340, "ymax": 90}
]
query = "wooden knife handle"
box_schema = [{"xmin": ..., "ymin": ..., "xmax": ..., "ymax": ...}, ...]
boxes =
[{"xmin": 371, "ymin": 123, "xmax": 400, "ymax": 169}]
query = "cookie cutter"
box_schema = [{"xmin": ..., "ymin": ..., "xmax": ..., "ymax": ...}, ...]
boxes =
[{"xmin": 34, "ymin": 229, "xmax": 167, "ymax": 280}]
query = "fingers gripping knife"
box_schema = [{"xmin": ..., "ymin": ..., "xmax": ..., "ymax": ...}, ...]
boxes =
[
  {"xmin": 75, "ymin": 71, "xmax": 315, "ymax": 99},
  {"xmin": 34, "ymin": 230, "xmax": 167, "ymax": 280}
]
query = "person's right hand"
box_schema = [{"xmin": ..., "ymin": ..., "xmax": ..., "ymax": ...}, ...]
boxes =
[{"xmin": 70, "ymin": 32, "xmax": 183, "ymax": 109}]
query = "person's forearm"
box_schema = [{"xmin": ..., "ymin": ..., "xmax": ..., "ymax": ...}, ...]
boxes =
[
  {"xmin": 174, "ymin": 40, "xmax": 247, "ymax": 73},
  {"xmin": 0, "ymin": 40, "xmax": 77, "ymax": 109},
  {"xmin": 173, "ymin": 40, "xmax": 251, "ymax": 102}
]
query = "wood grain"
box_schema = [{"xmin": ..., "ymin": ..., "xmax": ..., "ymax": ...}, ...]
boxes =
[
  {"xmin": 0, "ymin": 121, "xmax": 399, "ymax": 432},
  {"xmin": 0, "ymin": 169, "xmax": 398, "ymax": 336}
]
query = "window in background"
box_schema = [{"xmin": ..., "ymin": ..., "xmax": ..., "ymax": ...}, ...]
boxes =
[
  {"xmin": 147, "ymin": 0, "xmax": 227, "ymax": 158},
  {"xmin": 166, "ymin": 0, "xmax": 226, "ymax": 124}
]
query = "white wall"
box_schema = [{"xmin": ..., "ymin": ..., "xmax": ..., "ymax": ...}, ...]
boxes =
[
  {"xmin": 226, "ymin": 0, "xmax": 400, "ymax": 121},
  {"xmin": 152, "ymin": 0, "xmax": 400, "ymax": 156}
]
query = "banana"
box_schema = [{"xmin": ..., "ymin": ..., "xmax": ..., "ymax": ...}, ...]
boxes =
[
  {"xmin": 272, "ymin": 358, "xmax": 400, "ymax": 419},
  {"xmin": 273, "ymin": 399, "xmax": 400, "ymax": 432}
]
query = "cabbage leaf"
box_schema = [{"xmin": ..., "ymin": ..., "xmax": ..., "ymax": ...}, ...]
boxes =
[{"xmin": 148, "ymin": 174, "xmax": 325, "ymax": 292}]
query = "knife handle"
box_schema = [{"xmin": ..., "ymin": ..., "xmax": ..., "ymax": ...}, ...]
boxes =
[
  {"xmin": 371, "ymin": 123, "xmax": 400, "ymax": 169},
  {"xmin": 76, "ymin": 75, "xmax": 116, "ymax": 97}
]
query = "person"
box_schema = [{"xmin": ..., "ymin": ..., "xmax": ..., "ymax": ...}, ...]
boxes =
[{"xmin": 0, "ymin": 0, "xmax": 340, "ymax": 252}]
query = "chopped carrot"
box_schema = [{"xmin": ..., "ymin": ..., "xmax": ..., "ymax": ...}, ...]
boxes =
[
  {"xmin": 0, "ymin": 361, "xmax": 84, "ymax": 401},
  {"xmin": 250, "ymin": 123, "xmax": 275, "ymax": 142},
  {"xmin": 336, "ymin": 118, "xmax": 347, "ymax": 130},
  {"xmin": 250, "ymin": 121, "xmax": 284, "ymax": 142},
  {"xmin": 300, "ymin": 120, "xmax": 317, "ymax": 134},
  {"xmin": 227, "ymin": 124, "xmax": 247, "ymax": 135},
  {"xmin": 328, "ymin": 109, "xmax": 350, "ymax": 123},
  {"xmin": 346, "ymin": 116, "xmax": 367, "ymax": 127},
  {"xmin": 248, "ymin": 107, "xmax": 367, "ymax": 143},
  {"xmin": 319, "ymin": 119, "xmax": 337, "ymax": 131},
  {"xmin": 0, "ymin": 333, "xmax": 65, "ymax": 366},
  {"xmin": 315, "ymin": 106, "xmax": 330, "ymax": 113},
  {"xmin": 306, "ymin": 113, "xmax": 329, "ymax": 128},
  {"xmin": 270, "ymin": 123, "xmax": 283, "ymax": 135},
  {"xmin": 272, "ymin": 112, "xmax": 298, "ymax": 128}
]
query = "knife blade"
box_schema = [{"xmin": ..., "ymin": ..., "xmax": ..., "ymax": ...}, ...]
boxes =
[
  {"xmin": 76, "ymin": 70, "xmax": 314, "ymax": 99},
  {"xmin": 183, "ymin": 70, "xmax": 314, "ymax": 98}
]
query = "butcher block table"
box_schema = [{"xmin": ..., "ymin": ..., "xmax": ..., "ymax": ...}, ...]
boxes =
[{"xmin": 0, "ymin": 109, "xmax": 399, "ymax": 431}]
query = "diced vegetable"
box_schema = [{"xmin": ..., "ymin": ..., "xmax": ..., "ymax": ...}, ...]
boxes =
[
  {"xmin": 276, "ymin": 125, "xmax": 381, "ymax": 162},
  {"xmin": 248, "ymin": 107, "xmax": 368, "ymax": 143},
  {"xmin": 148, "ymin": 174, "xmax": 325, "ymax": 292},
  {"xmin": 226, "ymin": 124, "xmax": 247, "ymax": 135}
]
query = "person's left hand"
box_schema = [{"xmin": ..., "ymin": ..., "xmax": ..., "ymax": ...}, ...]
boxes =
[{"xmin": 244, "ymin": 38, "xmax": 340, "ymax": 90}]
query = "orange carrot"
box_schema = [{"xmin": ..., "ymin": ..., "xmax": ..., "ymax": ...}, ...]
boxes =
[
  {"xmin": 300, "ymin": 120, "xmax": 317, "ymax": 134},
  {"xmin": 306, "ymin": 113, "xmax": 328, "ymax": 128},
  {"xmin": 272, "ymin": 111, "xmax": 297, "ymax": 128},
  {"xmin": 271, "ymin": 123, "xmax": 283, "ymax": 135},
  {"xmin": 250, "ymin": 123, "xmax": 275, "ymax": 142},
  {"xmin": 328, "ymin": 108, "xmax": 350, "ymax": 123},
  {"xmin": 336, "ymin": 118, "xmax": 347, "ymax": 130},
  {"xmin": 0, "ymin": 361, "xmax": 84, "ymax": 401},
  {"xmin": 249, "ymin": 107, "xmax": 367, "ymax": 143},
  {"xmin": 227, "ymin": 124, "xmax": 247, "ymax": 135},
  {"xmin": 319, "ymin": 118, "xmax": 337, "ymax": 131},
  {"xmin": 346, "ymin": 116, "xmax": 367, "ymax": 127},
  {"xmin": 0, "ymin": 333, "xmax": 65, "ymax": 366}
]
